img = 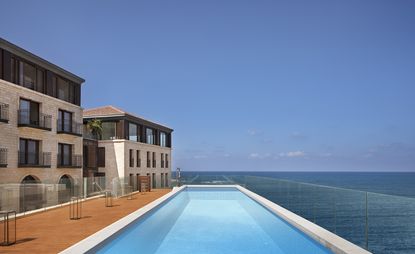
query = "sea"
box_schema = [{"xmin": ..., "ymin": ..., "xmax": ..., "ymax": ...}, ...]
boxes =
[{"xmin": 176, "ymin": 171, "xmax": 415, "ymax": 254}]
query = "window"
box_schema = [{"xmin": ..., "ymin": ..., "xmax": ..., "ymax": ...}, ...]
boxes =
[
  {"xmin": 11, "ymin": 57, "xmax": 17, "ymax": 83},
  {"xmin": 146, "ymin": 151, "xmax": 150, "ymax": 168},
  {"xmin": 56, "ymin": 77, "xmax": 72, "ymax": 102},
  {"xmin": 37, "ymin": 69, "xmax": 44, "ymax": 92},
  {"xmin": 19, "ymin": 61, "xmax": 36, "ymax": 89},
  {"xmin": 161, "ymin": 173, "xmax": 164, "ymax": 188},
  {"xmin": 152, "ymin": 152, "xmax": 156, "ymax": 168},
  {"xmin": 101, "ymin": 122, "xmax": 117, "ymax": 140},
  {"xmin": 129, "ymin": 149, "xmax": 134, "ymax": 167},
  {"xmin": 58, "ymin": 110, "xmax": 73, "ymax": 132},
  {"xmin": 19, "ymin": 99, "xmax": 39, "ymax": 125},
  {"xmin": 19, "ymin": 138, "xmax": 39, "ymax": 165},
  {"xmin": 152, "ymin": 173, "xmax": 156, "ymax": 188},
  {"xmin": 146, "ymin": 128, "xmax": 154, "ymax": 145},
  {"xmin": 136, "ymin": 150, "xmax": 141, "ymax": 167},
  {"xmin": 160, "ymin": 132, "xmax": 167, "ymax": 147},
  {"xmin": 98, "ymin": 147, "xmax": 105, "ymax": 167},
  {"xmin": 165, "ymin": 173, "xmax": 169, "ymax": 187},
  {"xmin": 58, "ymin": 143, "xmax": 72, "ymax": 166},
  {"xmin": 161, "ymin": 153, "xmax": 164, "ymax": 168},
  {"xmin": 165, "ymin": 154, "xmax": 169, "ymax": 168},
  {"xmin": 128, "ymin": 123, "xmax": 138, "ymax": 142}
]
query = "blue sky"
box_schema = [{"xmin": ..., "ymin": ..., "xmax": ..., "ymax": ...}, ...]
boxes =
[{"xmin": 1, "ymin": 0, "xmax": 414, "ymax": 171}]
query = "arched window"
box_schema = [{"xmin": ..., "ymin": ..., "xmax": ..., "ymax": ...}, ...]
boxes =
[
  {"xmin": 58, "ymin": 175, "xmax": 74, "ymax": 203},
  {"xmin": 20, "ymin": 175, "xmax": 42, "ymax": 212}
]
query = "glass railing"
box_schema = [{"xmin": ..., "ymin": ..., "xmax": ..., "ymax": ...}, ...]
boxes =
[
  {"xmin": 172, "ymin": 174, "xmax": 415, "ymax": 254},
  {"xmin": 17, "ymin": 109, "xmax": 52, "ymax": 130},
  {"xmin": 0, "ymin": 174, "xmax": 171, "ymax": 216}
]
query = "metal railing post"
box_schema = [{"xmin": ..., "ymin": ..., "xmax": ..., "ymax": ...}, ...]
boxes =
[
  {"xmin": 105, "ymin": 191, "xmax": 113, "ymax": 207},
  {"xmin": 69, "ymin": 196, "xmax": 81, "ymax": 220},
  {"xmin": 0, "ymin": 210, "xmax": 16, "ymax": 246}
]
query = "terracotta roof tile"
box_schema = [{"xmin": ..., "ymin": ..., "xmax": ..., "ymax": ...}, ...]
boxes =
[
  {"xmin": 83, "ymin": 105, "xmax": 173, "ymax": 131},
  {"xmin": 83, "ymin": 105, "xmax": 126, "ymax": 117}
]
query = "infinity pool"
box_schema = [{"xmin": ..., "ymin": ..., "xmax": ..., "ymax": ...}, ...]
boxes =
[{"xmin": 94, "ymin": 187, "xmax": 333, "ymax": 254}]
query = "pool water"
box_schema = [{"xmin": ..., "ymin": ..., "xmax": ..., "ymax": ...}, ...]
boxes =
[{"xmin": 95, "ymin": 187, "xmax": 333, "ymax": 254}]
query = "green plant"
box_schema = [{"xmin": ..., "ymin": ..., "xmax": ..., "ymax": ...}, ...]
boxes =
[{"xmin": 87, "ymin": 119, "xmax": 103, "ymax": 139}]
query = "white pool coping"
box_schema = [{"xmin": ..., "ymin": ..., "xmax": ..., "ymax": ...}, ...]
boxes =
[{"xmin": 60, "ymin": 185, "xmax": 371, "ymax": 254}]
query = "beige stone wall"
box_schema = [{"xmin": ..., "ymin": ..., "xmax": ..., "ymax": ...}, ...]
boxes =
[
  {"xmin": 97, "ymin": 139, "xmax": 172, "ymax": 189},
  {"xmin": 0, "ymin": 79, "xmax": 83, "ymax": 185}
]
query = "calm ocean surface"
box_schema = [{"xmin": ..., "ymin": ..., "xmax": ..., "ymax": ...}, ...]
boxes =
[{"xmin": 177, "ymin": 171, "xmax": 415, "ymax": 254}]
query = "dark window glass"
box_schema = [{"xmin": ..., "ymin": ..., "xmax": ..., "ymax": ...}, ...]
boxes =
[
  {"xmin": 58, "ymin": 110, "xmax": 73, "ymax": 132},
  {"xmin": 160, "ymin": 132, "xmax": 167, "ymax": 147},
  {"xmin": 11, "ymin": 57, "xmax": 17, "ymax": 83},
  {"xmin": 19, "ymin": 62, "xmax": 36, "ymax": 89},
  {"xmin": 129, "ymin": 149, "xmax": 134, "ymax": 167},
  {"xmin": 146, "ymin": 128, "xmax": 154, "ymax": 145},
  {"xmin": 57, "ymin": 77, "xmax": 72, "ymax": 102},
  {"xmin": 129, "ymin": 123, "xmax": 138, "ymax": 141},
  {"xmin": 58, "ymin": 143, "xmax": 72, "ymax": 166},
  {"xmin": 136, "ymin": 150, "xmax": 140, "ymax": 167},
  {"xmin": 98, "ymin": 147, "xmax": 105, "ymax": 167},
  {"xmin": 19, "ymin": 99, "xmax": 39, "ymax": 125},
  {"xmin": 19, "ymin": 138, "xmax": 39, "ymax": 165},
  {"xmin": 101, "ymin": 122, "xmax": 116, "ymax": 140},
  {"xmin": 36, "ymin": 69, "xmax": 44, "ymax": 92}
]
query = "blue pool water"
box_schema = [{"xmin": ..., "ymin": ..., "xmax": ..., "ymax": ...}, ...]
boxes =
[{"xmin": 96, "ymin": 187, "xmax": 333, "ymax": 254}]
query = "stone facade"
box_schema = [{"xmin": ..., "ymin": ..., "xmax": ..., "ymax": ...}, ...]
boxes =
[
  {"xmin": 0, "ymin": 79, "xmax": 83, "ymax": 185},
  {"xmin": 97, "ymin": 139, "xmax": 171, "ymax": 190}
]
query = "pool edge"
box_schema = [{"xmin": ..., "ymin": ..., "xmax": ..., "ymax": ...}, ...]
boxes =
[
  {"xmin": 60, "ymin": 185, "xmax": 371, "ymax": 254},
  {"xmin": 235, "ymin": 185, "xmax": 371, "ymax": 254}
]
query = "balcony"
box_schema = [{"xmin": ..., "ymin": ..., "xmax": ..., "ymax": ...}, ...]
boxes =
[
  {"xmin": 0, "ymin": 103, "xmax": 9, "ymax": 123},
  {"xmin": 57, "ymin": 154, "xmax": 82, "ymax": 168},
  {"xmin": 0, "ymin": 148, "xmax": 7, "ymax": 167},
  {"xmin": 18, "ymin": 151, "xmax": 51, "ymax": 168},
  {"xmin": 57, "ymin": 120, "xmax": 83, "ymax": 136},
  {"xmin": 18, "ymin": 110, "xmax": 52, "ymax": 131}
]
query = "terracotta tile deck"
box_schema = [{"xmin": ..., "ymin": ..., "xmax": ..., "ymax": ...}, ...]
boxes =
[{"xmin": 1, "ymin": 189, "xmax": 171, "ymax": 254}]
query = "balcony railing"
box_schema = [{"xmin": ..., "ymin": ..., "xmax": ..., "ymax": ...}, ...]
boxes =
[
  {"xmin": 18, "ymin": 110, "xmax": 52, "ymax": 130},
  {"xmin": 57, "ymin": 119, "xmax": 83, "ymax": 136},
  {"xmin": 57, "ymin": 154, "xmax": 82, "ymax": 168},
  {"xmin": 18, "ymin": 151, "xmax": 51, "ymax": 167},
  {"xmin": 0, "ymin": 103, "xmax": 9, "ymax": 123},
  {"xmin": 0, "ymin": 148, "xmax": 7, "ymax": 167}
]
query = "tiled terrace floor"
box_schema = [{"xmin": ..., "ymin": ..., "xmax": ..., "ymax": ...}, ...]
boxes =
[{"xmin": 1, "ymin": 189, "xmax": 171, "ymax": 254}]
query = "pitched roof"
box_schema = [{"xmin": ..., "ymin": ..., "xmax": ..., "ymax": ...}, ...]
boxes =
[
  {"xmin": 83, "ymin": 105, "xmax": 173, "ymax": 131},
  {"xmin": 83, "ymin": 105, "xmax": 125, "ymax": 117}
]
